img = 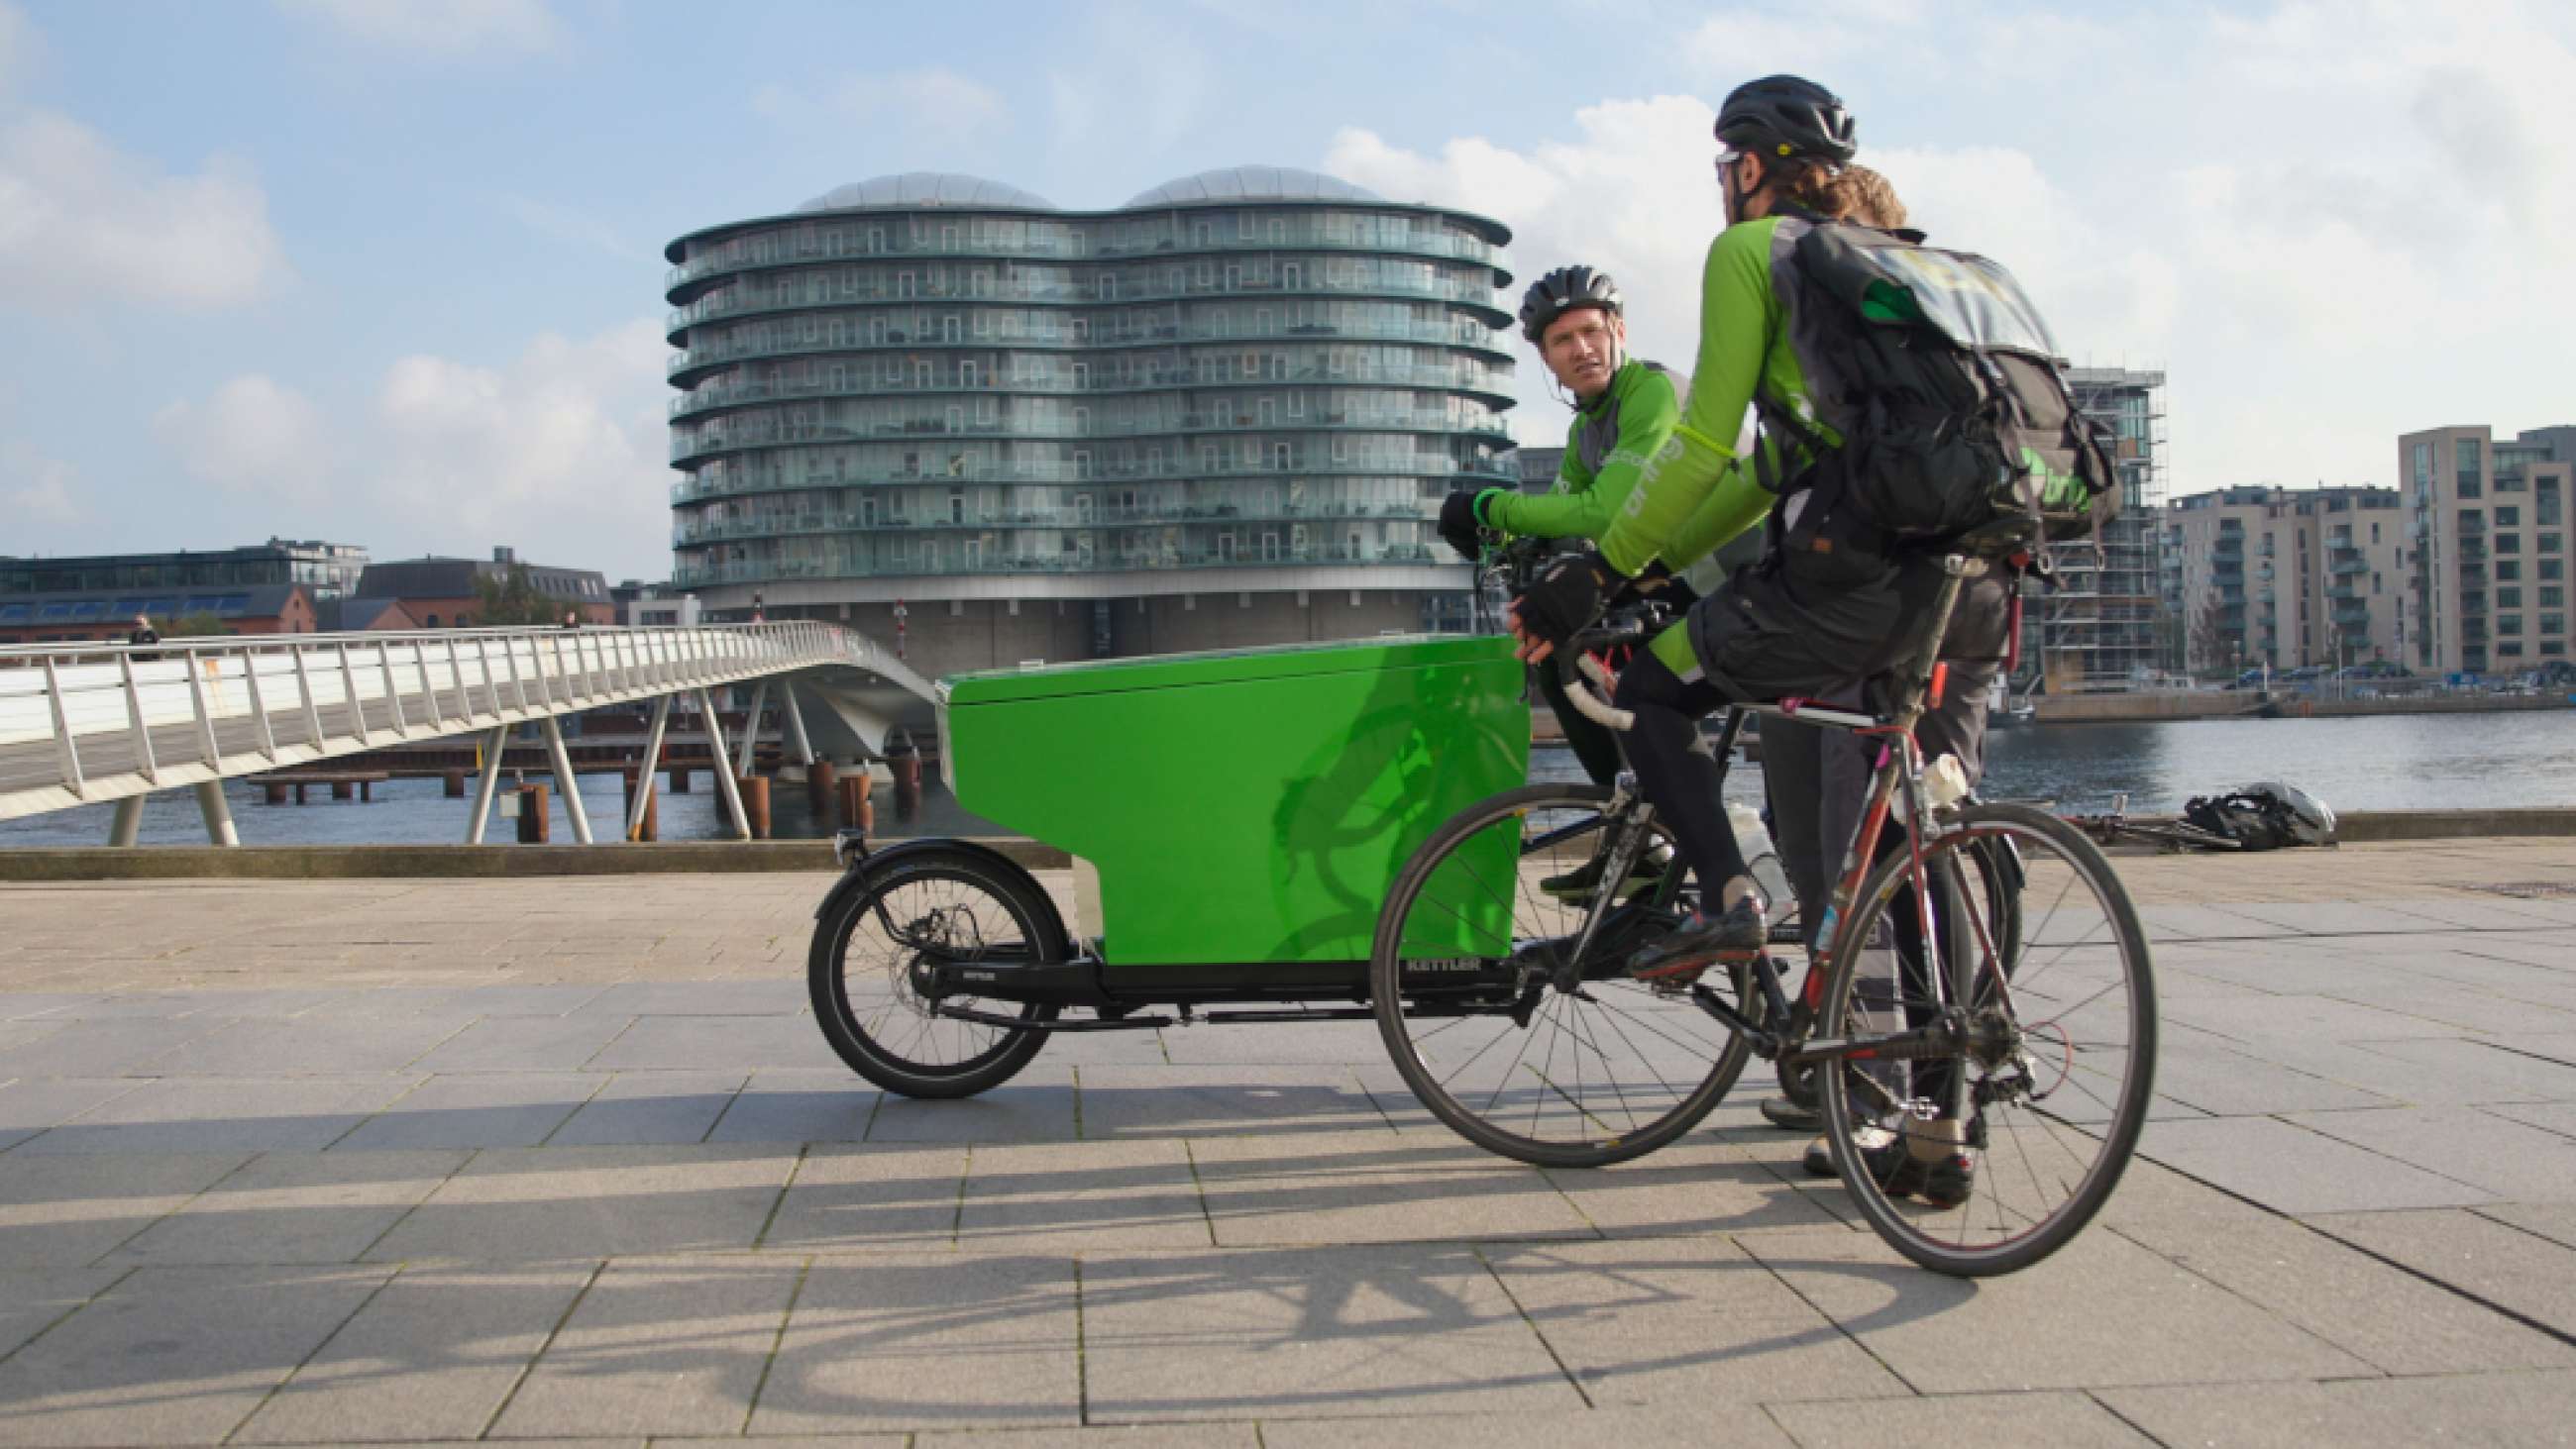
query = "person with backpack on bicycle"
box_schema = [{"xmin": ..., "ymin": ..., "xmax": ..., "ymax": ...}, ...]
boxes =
[{"xmin": 1507, "ymin": 73, "xmax": 2108, "ymax": 1207}]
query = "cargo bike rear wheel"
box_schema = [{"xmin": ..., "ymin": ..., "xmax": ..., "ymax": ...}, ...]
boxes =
[
  {"xmin": 1370, "ymin": 782, "xmax": 1768, "ymax": 1168},
  {"xmin": 808, "ymin": 845, "xmax": 1064, "ymax": 1098}
]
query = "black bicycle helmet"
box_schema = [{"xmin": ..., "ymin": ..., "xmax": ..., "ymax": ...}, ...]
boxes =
[
  {"xmin": 1715, "ymin": 74, "xmax": 1857, "ymax": 164},
  {"xmin": 1519, "ymin": 264, "xmax": 1622, "ymax": 343}
]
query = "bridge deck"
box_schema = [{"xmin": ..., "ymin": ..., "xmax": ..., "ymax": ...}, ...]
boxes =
[{"xmin": 0, "ymin": 623, "xmax": 928, "ymax": 823}]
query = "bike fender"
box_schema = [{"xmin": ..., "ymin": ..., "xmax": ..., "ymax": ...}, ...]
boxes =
[{"xmin": 810, "ymin": 836, "xmax": 1069, "ymax": 947}]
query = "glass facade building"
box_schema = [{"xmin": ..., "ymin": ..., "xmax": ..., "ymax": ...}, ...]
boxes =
[
  {"xmin": 0, "ymin": 539, "xmax": 369, "ymax": 601},
  {"xmin": 663, "ymin": 168, "xmax": 1515, "ymax": 673}
]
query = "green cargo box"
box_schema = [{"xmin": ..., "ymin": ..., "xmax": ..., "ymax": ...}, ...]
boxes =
[{"xmin": 939, "ymin": 634, "xmax": 1529, "ymax": 968}]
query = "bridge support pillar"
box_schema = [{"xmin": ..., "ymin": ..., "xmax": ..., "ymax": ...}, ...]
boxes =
[
  {"xmin": 734, "ymin": 682, "xmax": 770, "ymax": 779},
  {"xmin": 109, "ymin": 795, "xmax": 144, "ymax": 847},
  {"xmin": 694, "ymin": 687, "xmax": 752, "ymax": 841},
  {"xmin": 737, "ymin": 774, "xmax": 772, "ymax": 839},
  {"xmin": 781, "ymin": 682, "xmax": 816, "ymax": 766},
  {"xmin": 541, "ymin": 715, "xmax": 593, "ymax": 845},
  {"xmin": 623, "ymin": 769, "xmax": 658, "ymax": 841},
  {"xmin": 806, "ymin": 758, "xmax": 836, "ymax": 812},
  {"xmin": 195, "ymin": 780, "xmax": 239, "ymax": 847},
  {"xmin": 467, "ymin": 725, "xmax": 509, "ymax": 845},
  {"xmin": 627, "ymin": 694, "xmax": 672, "ymax": 843}
]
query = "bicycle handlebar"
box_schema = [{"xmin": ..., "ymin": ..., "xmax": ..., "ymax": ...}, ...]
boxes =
[{"xmin": 1562, "ymin": 653, "xmax": 1634, "ymax": 732}]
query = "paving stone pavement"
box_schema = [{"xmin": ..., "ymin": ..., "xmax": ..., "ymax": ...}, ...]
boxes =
[{"xmin": 0, "ymin": 840, "xmax": 2574, "ymax": 1444}]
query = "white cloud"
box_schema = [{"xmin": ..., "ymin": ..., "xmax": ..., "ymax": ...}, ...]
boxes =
[
  {"xmin": 0, "ymin": 112, "xmax": 286, "ymax": 313},
  {"xmin": 754, "ymin": 67, "xmax": 1012, "ymax": 145},
  {"xmin": 369, "ymin": 318, "xmax": 671, "ymax": 570},
  {"xmin": 1335, "ymin": 0, "xmax": 2576, "ymax": 493},
  {"xmin": 152, "ymin": 375, "xmax": 334, "ymax": 502},
  {"xmin": 0, "ymin": 2, "xmax": 34, "ymax": 98},
  {"xmin": 274, "ymin": 0, "xmax": 560, "ymax": 59},
  {"xmin": 3, "ymin": 452, "xmax": 76, "ymax": 524}
]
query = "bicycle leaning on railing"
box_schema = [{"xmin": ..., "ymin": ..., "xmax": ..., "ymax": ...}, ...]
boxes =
[{"xmin": 1367, "ymin": 551, "xmax": 2160, "ymax": 1277}]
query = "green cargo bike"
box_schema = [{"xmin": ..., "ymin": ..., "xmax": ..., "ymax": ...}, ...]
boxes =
[{"xmin": 807, "ymin": 601, "xmax": 2157, "ymax": 1278}]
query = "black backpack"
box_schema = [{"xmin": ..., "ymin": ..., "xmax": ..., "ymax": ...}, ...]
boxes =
[{"xmin": 1762, "ymin": 219, "xmax": 2117, "ymax": 551}]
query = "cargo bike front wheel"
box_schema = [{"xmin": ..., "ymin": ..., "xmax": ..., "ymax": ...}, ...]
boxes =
[{"xmin": 1370, "ymin": 782, "xmax": 1767, "ymax": 1168}]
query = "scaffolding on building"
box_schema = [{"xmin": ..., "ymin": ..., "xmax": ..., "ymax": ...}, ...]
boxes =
[{"xmin": 2041, "ymin": 368, "xmax": 2170, "ymax": 692}]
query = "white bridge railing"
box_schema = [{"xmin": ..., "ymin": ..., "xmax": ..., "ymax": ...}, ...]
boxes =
[{"xmin": 0, "ymin": 622, "xmax": 919, "ymax": 827}]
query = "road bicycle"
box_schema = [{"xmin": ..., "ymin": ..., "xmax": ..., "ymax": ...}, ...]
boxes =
[{"xmin": 1368, "ymin": 552, "xmax": 2159, "ymax": 1276}]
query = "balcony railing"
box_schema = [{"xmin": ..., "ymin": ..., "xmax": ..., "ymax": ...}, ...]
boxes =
[
  {"xmin": 665, "ymin": 225, "xmax": 1501, "ymax": 293},
  {"xmin": 673, "ymin": 498, "xmax": 1428, "ymax": 546},
  {"xmin": 666, "ymin": 317, "xmax": 1513, "ymax": 378},
  {"xmin": 672, "ymin": 410, "xmax": 1511, "ymax": 464},
  {"xmin": 671, "ymin": 455, "xmax": 1509, "ymax": 505},
  {"xmin": 669, "ymin": 362, "xmax": 1512, "ymax": 419},
  {"xmin": 669, "ymin": 273, "xmax": 1505, "ymax": 335},
  {"xmin": 668, "ymin": 544, "xmax": 1453, "ymax": 588}
]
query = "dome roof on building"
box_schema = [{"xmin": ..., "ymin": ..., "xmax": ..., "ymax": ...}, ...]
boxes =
[
  {"xmin": 795, "ymin": 173, "xmax": 1058, "ymax": 213},
  {"xmin": 1124, "ymin": 166, "xmax": 1384, "ymax": 209}
]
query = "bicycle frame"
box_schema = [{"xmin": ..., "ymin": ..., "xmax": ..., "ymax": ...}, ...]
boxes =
[{"xmin": 1559, "ymin": 554, "xmax": 2011, "ymax": 1095}]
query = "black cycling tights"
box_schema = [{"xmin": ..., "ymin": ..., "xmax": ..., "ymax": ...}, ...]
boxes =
[{"xmin": 1609, "ymin": 647, "xmax": 1749, "ymax": 910}]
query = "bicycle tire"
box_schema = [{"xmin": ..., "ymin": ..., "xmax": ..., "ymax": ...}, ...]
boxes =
[
  {"xmin": 1370, "ymin": 782, "xmax": 1758, "ymax": 1168},
  {"xmin": 1817, "ymin": 802, "xmax": 2155, "ymax": 1276},
  {"xmin": 808, "ymin": 847, "xmax": 1062, "ymax": 1098}
]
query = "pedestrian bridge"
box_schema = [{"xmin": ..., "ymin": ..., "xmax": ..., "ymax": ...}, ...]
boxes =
[{"xmin": 0, "ymin": 622, "xmax": 934, "ymax": 842}]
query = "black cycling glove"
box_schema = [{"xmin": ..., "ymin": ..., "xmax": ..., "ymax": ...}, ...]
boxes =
[
  {"xmin": 1437, "ymin": 490, "xmax": 1482, "ymax": 560},
  {"xmin": 1512, "ymin": 547, "xmax": 1611, "ymax": 650}
]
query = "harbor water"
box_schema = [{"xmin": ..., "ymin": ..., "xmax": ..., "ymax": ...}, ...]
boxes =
[{"xmin": 2, "ymin": 710, "xmax": 2571, "ymax": 849}]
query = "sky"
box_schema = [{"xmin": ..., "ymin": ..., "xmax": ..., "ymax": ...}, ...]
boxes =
[{"xmin": 3, "ymin": 0, "xmax": 2572, "ymax": 582}]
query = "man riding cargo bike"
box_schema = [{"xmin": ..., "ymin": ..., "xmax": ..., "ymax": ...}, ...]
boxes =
[{"xmin": 1442, "ymin": 262, "xmax": 1768, "ymax": 900}]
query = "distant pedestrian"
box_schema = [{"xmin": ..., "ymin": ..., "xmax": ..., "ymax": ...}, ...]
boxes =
[
  {"xmin": 128, "ymin": 614, "xmax": 160, "ymax": 649},
  {"xmin": 561, "ymin": 610, "xmax": 582, "ymax": 630}
]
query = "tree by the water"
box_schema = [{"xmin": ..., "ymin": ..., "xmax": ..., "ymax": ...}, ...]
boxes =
[{"xmin": 470, "ymin": 564, "xmax": 558, "ymax": 627}]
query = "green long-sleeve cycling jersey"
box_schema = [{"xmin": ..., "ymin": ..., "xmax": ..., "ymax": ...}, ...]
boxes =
[
  {"xmin": 1598, "ymin": 215, "xmax": 1838, "ymax": 578},
  {"xmin": 1483, "ymin": 357, "xmax": 1763, "ymax": 576},
  {"xmin": 1484, "ymin": 359, "xmax": 1677, "ymax": 544}
]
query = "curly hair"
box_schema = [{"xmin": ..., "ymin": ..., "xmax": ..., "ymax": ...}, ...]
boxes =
[{"xmin": 1778, "ymin": 161, "xmax": 1907, "ymax": 229}]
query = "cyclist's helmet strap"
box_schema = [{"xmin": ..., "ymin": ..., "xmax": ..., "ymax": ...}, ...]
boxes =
[
  {"xmin": 1715, "ymin": 74, "xmax": 1858, "ymax": 165},
  {"xmin": 1520, "ymin": 264, "xmax": 1623, "ymax": 343}
]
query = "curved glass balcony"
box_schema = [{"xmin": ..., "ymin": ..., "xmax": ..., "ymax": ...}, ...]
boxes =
[
  {"xmin": 666, "ymin": 222, "xmax": 1500, "ymax": 297},
  {"xmin": 671, "ymin": 454, "xmax": 1512, "ymax": 504},
  {"xmin": 669, "ymin": 271, "xmax": 1508, "ymax": 336},
  {"xmin": 673, "ymin": 410, "xmax": 1512, "ymax": 465},
  {"xmin": 668, "ymin": 317, "xmax": 1511, "ymax": 380},
  {"xmin": 671, "ymin": 542, "xmax": 1453, "ymax": 589},
  {"xmin": 675, "ymin": 497, "xmax": 1432, "ymax": 547},
  {"xmin": 669, "ymin": 362, "xmax": 1516, "ymax": 419}
]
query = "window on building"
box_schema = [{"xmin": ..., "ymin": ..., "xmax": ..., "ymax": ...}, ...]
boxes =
[
  {"xmin": 2501, "ymin": 642, "xmax": 2524, "ymax": 658},
  {"xmin": 2457, "ymin": 439, "xmax": 2483, "ymax": 496},
  {"xmin": 2500, "ymin": 615, "xmax": 2523, "ymax": 636},
  {"xmin": 2501, "ymin": 533, "xmax": 2522, "ymax": 553},
  {"xmin": 2544, "ymin": 533, "xmax": 2564, "ymax": 555},
  {"xmin": 2547, "ymin": 560, "xmax": 2567, "ymax": 581},
  {"xmin": 2500, "ymin": 560, "xmax": 2523, "ymax": 581},
  {"xmin": 2500, "ymin": 586, "xmax": 2523, "ymax": 609},
  {"xmin": 2546, "ymin": 614, "xmax": 2568, "ymax": 637}
]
